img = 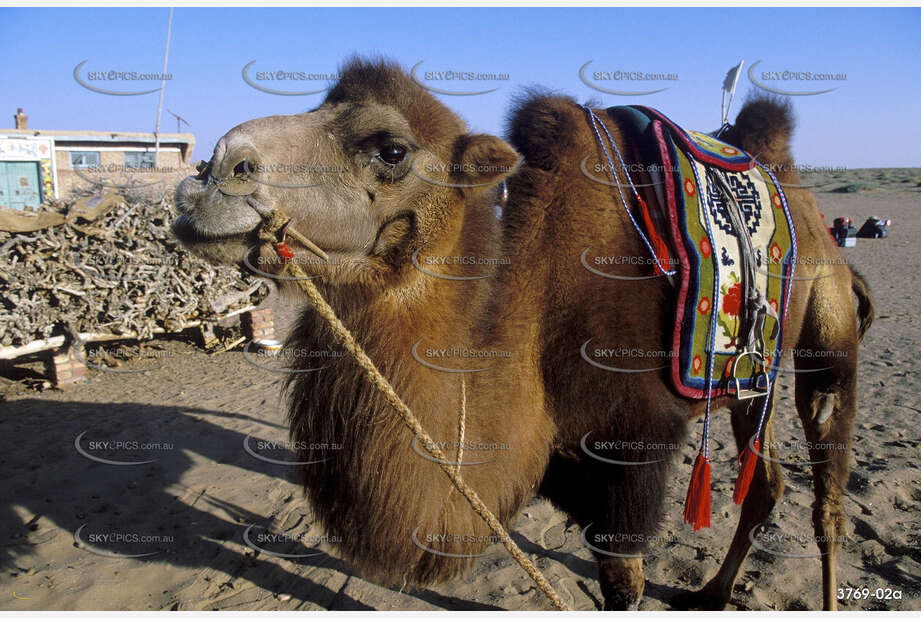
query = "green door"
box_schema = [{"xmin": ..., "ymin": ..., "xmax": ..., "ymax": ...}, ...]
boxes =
[{"xmin": 0, "ymin": 161, "xmax": 42, "ymax": 210}]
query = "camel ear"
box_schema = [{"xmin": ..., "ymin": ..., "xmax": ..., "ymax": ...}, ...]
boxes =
[{"xmin": 451, "ymin": 133, "xmax": 521, "ymax": 194}]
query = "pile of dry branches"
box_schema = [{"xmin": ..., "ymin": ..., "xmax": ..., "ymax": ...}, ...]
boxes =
[{"xmin": 0, "ymin": 196, "xmax": 268, "ymax": 348}]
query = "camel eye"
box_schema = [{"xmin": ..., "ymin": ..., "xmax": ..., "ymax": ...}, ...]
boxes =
[{"xmin": 378, "ymin": 144, "xmax": 407, "ymax": 165}]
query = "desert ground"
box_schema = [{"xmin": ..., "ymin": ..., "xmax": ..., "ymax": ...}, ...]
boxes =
[{"xmin": 1, "ymin": 171, "xmax": 919, "ymax": 610}]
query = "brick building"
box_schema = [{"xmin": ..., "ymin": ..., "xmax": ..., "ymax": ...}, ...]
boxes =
[{"xmin": 0, "ymin": 108, "xmax": 195, "ymax": 209}]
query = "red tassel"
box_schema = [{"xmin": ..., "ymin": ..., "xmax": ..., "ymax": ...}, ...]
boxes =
[
  {"xmin": 733, "ymin": 438, "xmax": 760, "ymax": 505},
  {"xmin": 683, "ymin": 452, "xmax": 712, "ymax": 531}
]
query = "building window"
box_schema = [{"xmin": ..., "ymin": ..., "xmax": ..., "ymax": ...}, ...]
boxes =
[
  {"xmin": 70, "ymin": 151, "xmax": 100, "ymax": 168},
  {"xmin": 125, "ymin": 151, "xmax": 156, "ymax": 169}
]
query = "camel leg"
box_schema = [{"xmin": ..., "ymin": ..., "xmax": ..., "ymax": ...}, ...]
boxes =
[
  {"xmin": 671, "ymin": 394, "xmax": 784, "ymax": 609},
  {"xmin": 589, "ymin": 467, "xmax": 655, "ymax": 611},
  {"xmin": 539, "ymin": 448, "xmax": 673, "ymax": 610},
  {"xmin": 791, "ymin": 273, "xmax": 860, "ymax": 610},
  {"xmin": 540, "ymin": 461, "xmax": 650, "ymax": 610},
  {"xmin": 795, "ymin": 365, "xmax": 856, "ymax": 611}
]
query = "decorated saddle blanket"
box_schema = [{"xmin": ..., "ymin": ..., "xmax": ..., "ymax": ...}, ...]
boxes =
[{"xmin": 608, "ymin": 106, "xmax": 797, "ymax": 399}]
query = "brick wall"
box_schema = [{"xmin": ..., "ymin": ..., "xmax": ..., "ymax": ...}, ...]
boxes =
[{"xmin": 55, "ymin": 148, "xmax": 194, "ymax": 200}]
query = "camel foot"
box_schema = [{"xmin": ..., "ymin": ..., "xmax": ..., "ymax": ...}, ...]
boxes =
[{"xmin": 602, "ymin": 593, "xmax": 641, "ymax": 611}]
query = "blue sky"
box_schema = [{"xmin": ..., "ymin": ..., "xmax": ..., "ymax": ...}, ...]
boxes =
[{"xmin": 1, "ymin": 7, "xmax": 918, "ymax": 167}]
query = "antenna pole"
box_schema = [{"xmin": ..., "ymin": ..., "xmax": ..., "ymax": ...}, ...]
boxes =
[{"xmin": 153, "ymin": 7, "xmax": 173, "ymax": 168}]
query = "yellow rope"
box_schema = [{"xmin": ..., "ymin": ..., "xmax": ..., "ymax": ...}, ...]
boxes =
[
  {"xmin": 258, "ymin": 213, "xmax": 569, "ymax": 611},
  {"xmin": 456, "ymin": 378, "xmax": 466, "ymax": 475}
]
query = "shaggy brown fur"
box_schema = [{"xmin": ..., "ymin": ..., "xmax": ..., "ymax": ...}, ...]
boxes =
[
  {"xmin": 503, "ymin": 91, "xmax": 872, "ymax": 609},
  {"xmin": 173, "ymin": 59, "xmax": 873, "ymax": 610}
]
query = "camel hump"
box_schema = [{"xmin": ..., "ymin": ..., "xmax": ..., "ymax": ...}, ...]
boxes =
[
  {"xmin": 721, "ymin": 95, "xmax": 796, "ymax": 171},
  {"xmin": 506, "ymin": 89, "xmax": 583, "ymax": 171}
]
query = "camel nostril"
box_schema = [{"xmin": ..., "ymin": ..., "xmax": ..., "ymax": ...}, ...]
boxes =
[
  {"xmin": 233, "ymin": 160, "xmax": 251, "ymax": 178},
  {"xmin": 209, "ymin": 142, "xmax": 261, "ymax": 195},
  {"xmin": 213, "ymin": 156, "xmax": 259, "ymax": 197}
]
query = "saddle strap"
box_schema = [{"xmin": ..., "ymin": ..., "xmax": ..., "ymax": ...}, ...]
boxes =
[{"xmin": 706, "ymin": 168, "xmax": 777, "ymax": 356}]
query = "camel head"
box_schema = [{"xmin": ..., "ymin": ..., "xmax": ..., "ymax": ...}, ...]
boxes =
[{"xmin": 173, "ymin": 58, "xmax": 521, "ymax": 291}]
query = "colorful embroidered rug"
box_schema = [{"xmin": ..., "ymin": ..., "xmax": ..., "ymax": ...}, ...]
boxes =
[{"xmin": 609, "ymin": 106, "xmax": 797, "ymax": 399}]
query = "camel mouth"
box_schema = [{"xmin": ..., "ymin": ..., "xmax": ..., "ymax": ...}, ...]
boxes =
[
  {"xmin": 171, "ymin": 214, "xmax": 253, "ymax": 245},
  {"xmin": 171, "ymin": 174, "xmax": 265, "ymax": 259}
]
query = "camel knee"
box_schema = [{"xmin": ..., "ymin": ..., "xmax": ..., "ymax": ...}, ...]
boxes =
[
  {"xmin": 812, "ymin": 390, "xmax": 838, "ymax": 428},
  {"xmin": 801, "ymin": 386, "xmax": 850, "ymax": 430},
  {"xmin": 599, "ymin": 556, "xmax": 645, "ymax": 610}
]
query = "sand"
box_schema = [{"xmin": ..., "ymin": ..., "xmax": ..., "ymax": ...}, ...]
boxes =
[{"xmin": 1, "ymin": 179, "xmax": 919, "ymax": 610}]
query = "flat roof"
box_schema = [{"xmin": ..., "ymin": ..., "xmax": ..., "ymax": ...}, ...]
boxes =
[{"xmin": 0, "ymin": 128, "xmax": 194, "ymax": 146}]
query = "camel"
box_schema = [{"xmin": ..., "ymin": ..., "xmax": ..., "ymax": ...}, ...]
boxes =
[{"xmin": 172, "ymin": 58, "xmax": 874, "ymax": 610}]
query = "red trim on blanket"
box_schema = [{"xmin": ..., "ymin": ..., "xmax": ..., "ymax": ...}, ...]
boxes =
[
  {"xmin": 637, "ymin": 105, "xmax": 757, "ymax": 173},
  {"xmin": 651, "ymin": 119, "xmax": 701, "ymax": 399}
]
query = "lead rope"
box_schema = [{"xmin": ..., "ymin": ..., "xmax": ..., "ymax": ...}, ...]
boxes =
[{"xmin": 256, "ymin": 210, "xmax": 570, "ymax": 611}]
